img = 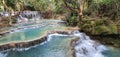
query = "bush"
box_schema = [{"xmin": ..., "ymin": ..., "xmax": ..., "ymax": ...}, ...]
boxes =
[
  {"xmin": 54, "ymin": 6, "xmax": 66, "ymax": 14},
  {"xmin": 66, "ymin": 13, "xmax": 78, "ymax": 26},
  {"xmin": 81, "ymin": 18, "xmax": 117, "ymax": 35},
  {"xmin": 94, "ymin": 25, "xmax": 110, "ymax": 34}
]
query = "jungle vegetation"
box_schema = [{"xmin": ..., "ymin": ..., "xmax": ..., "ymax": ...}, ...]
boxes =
[{"xmin": 0, "ymin": 0, "xmax": 120, "ymax": 35}]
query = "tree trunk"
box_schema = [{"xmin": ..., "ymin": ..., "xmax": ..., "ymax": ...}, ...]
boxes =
[
  {"xmin": 8, "ymin": 12, "xmax": 12, "ymax": 26},
  {"xmin": 78, "ymin": 0, "xmax": 85, "ymax": 27},
  {"xmin": 78, "ymin": 12, "xmax": 83, "ymax": 27},
  {"xmin": 2, "ymin": 0, "xmax": 7, "ymax": 11}
]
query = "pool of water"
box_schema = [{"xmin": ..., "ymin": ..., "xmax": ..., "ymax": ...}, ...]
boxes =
[
  {"xmin": 103, "ymin": 46, "xmax": 120, "ymax": 57},
  {"xmin": 0, "ymin": 20, "xmax": 67, "ymax": 45},
  {"xmin": 0, "ymin": 36, "xmax": 120, "ymax": 57},
  {"xmin": 4, "ymin": 36, "xmax": 76, "ymax": 57},
  {"xmin": 0, "ymin": 20, "xmax": 120, "ymax": 57}
]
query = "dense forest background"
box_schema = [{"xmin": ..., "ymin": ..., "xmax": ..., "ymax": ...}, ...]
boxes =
[{"xmin": 0, "ymin": 0, "xmax": 120, "ymax": 35}]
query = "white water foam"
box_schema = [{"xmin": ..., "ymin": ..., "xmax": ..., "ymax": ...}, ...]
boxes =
[
  {"xmin": 72, "ymin": 30, "xmax": 107, "ymax": 57},
  {"xmin": 46, "ymin": 31, "xmax": 107, "ymax": 57},
  {"xmin": 0, "ymin": 53, "xmax": 7, "ymax": 57},
  {"xmin": 0, "ymin": 30, "xmax": 107, "ymax": 57},
  {"xmin": 47, "ymin": 33, "xmax": 71, "ymax": 42}
]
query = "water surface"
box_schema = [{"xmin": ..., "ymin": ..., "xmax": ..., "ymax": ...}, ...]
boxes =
[
  {"xmin": 0, "ymin": 20, "xmax": 67, "ymax": 45},
  {"xmin": 103, "ymin": 46, "xmax": 120, "ymax": 57},
  {"xmin": 0, "ymin": 20, "xmax": 120, "ymax": 57},
  {"xmin": 5, "ymin": 36, "xmax": 76, "ymax": 57}
]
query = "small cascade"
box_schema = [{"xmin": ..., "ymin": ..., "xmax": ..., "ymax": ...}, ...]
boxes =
[
  {"xmin": 17, "ymin": 14, "xmax": 28, "ymax": 24},
  {"xmin": 17, "ymin": 11, "xmax": 41, "ymax": 24},
  {"xmin": 47, "ymin": 33, "xmax": 70, "ymax": 42},
  {"xmin": 0, "ymin": 18, "xmax": 108, "ymax": 57},
  {"xmin": 46, "ymin": 31, "xmax": 107, "ymax": 57},
  {"xmin": 72, "ymin": 30, "xmax": 107, "ymax": 57},
  {"xmin": 0, "ymin": 30, "xmax": 107, "ymax": 57}
]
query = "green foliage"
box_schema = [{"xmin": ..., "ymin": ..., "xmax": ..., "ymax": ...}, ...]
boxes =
[
  {"xmin": 81, "ymin": 18, "xmax": 117, "ymax": 35},
  {"xmin": 29, "ymin": 0, "xmax": 50, "ymax": 11},
  {"xmin": 0, "ymin": 7, "xmax": 2, "ymax": 11},
  {"xmin": 86, "ymin": 0, "xmax": 120, "ymax": 20},
  {"xmin": 94, "ymin": 25, "xmax": 110, "ymax": 34},
  {"xmin": 54, "ymin": 5, "xmax": 66, "ymax": 14},
  {"xmin": 63, "ymin": 0, "xmax": 79, "ymax": 9},
  {"xmin": 109, "ymin": 24, "xmax": 117, "ymax": 34},
  {"xmin": 66, "ymin": 13, "xmax": 78, "ymax": 26},
  {"xmin": 94, "ymin": 25, "xmax": 117, "ymax": 35},
  {"xmin": 5, "ymin": 0, "xmax": 15, "ymax": 9}
]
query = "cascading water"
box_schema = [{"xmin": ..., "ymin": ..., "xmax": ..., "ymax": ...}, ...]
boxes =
[
  {"xmin": 17, "ymin": 11, "xmax": 41, "ymax": 24},
  {"xmin": 72, "ymin": 30, "xmax": 107, "ymax": 57},
  {"xmin": 0, "ymin": 30, "xmax": 107, "ymax": 57},
  {"xmin": 47, "ymin": 31, "xmax": 107, "ymax": 57},
  {"xmin": 0, "ymin": 20, "xmax": 119, "ymax": 57}
]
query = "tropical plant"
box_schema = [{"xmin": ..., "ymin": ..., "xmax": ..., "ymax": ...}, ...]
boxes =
[{"xmin": 62, "ymin": 0, "xmax": 87, "ymax": 27}]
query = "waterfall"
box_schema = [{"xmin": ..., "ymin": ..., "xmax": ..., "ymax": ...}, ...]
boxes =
[
  {"xmin": 72, "ymin": 30, "xmax": 107, "ymax": 57},
  {"xmin": 17, "ymin": 11, "xmax": 41, "ymax": 24},
  {"xmin": 42, "ymin": 31, "xmax": 107, "ymax": 57},
  {"xmin": 0, "ymin": 30, "xmax": 107, "ymax": 57}
]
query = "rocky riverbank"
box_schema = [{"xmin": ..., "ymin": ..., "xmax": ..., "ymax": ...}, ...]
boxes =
[
  {"xmin": 69, "ymin": 38, "xmax": 80, "ymax": 57},
  {"xmin": 0, "ymin": 36, "xmax": 47, "ymax": 51}
]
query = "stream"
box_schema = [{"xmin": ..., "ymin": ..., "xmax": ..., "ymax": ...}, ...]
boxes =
[{"xmin": 0, "ymin": 20, "xmax": 120, "ymax": 57}]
